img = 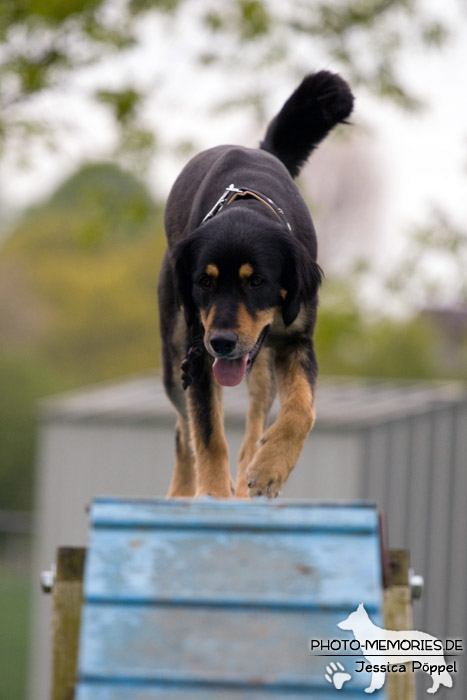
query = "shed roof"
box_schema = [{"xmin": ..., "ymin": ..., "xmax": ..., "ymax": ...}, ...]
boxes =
[{"xmin": 39, "ymin": 374, "xmax": 467, "ymax": 430}]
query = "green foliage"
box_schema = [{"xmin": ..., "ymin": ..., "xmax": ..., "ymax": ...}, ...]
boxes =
[
  {"xmin": 9, "ymin": 162, "xmax": 157, "ymax": 251},
  {"xmin": 0, "ymin": 0, "xmax": 451, "ymax": 160},
  {"xmin": 96, "ymin": 88, "xmax": 142, "ymax": 124},
  {"xmin": 385, "ymin": 208, "xmax": 467, "ymax": 305},
  {"xmin": 0, "ymin": 568, "xmax": 31, "ymax": 700},
  {"xmin": 31, "ymin": 235, "xmax": 164, "ymax": 382},
  {"xmin": 129, "ymin": 0, "xmax": 179, "ymax": 13},
  {"xmin": 5, "ymin": 0, "xmax": 104, "ymax": 24},
  {"xmin": 201, "ymin": 0, "xmax": 448, "ymax": 113},
  {"xmin": 51, "ymin": 161, "xmax": 152, "ymax": 208},
  {"xmin": 0, "ymin": 0, "xmax": 135, "ymax": 153},
  {"xmin": 3, "ymin": 162, "xmax": 165, "ymax": 383},
  {"xmin": 315, "ymin": 277, "xmax": 439, "ymax": 379},
  {"xmin": 0, "ymin": 163, "xmax": 166, "ymax": 508},
  {"xmin": 0, "ymin": 352, "xmax": 65, "ymax": 509},
  {"xmin": 203, "ymin": 1, "xmax": 270, "ymax": 39}
]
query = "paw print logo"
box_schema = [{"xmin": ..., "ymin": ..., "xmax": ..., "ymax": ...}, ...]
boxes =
[{"xmin": 325, "ymin": 661, "xmax": 352, "ymax": 690}]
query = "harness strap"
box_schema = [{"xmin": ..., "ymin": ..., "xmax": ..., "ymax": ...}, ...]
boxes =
[{"xmin": 201, "ymin": 184, "xmax": 292, "ymax": 232}]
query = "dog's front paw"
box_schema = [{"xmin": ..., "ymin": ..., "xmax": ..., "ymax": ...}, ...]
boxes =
[
  {"xmin": 247, "ymin": 473, "xmax": 283, "ymax": 498},
  {"xmin": 245, "ymin": 431, "xmax": 294, "ymax": 498},
  {"xmin": 180, "ymin": 343, "xmax": 204, "ymax": 390},
  {"xmin": 180, "ymin": 358, "xmax": 192, "ymax": 389},
  {"xmin": 245, "ymin": 455, "xmax": 286, "ymax": 499}
]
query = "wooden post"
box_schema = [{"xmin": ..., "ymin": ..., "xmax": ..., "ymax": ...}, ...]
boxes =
[
  {"xmin": 51, "ymin": 547, "xmax": 86, "ymax": 700},
  {"xmin": 384, "ymin": 549, "xmax": 416, "ymax": 700}
]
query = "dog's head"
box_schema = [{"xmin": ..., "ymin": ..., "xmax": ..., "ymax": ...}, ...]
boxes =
[{"xmin": 172, "ymin": 209, "xmax": 322, "ymax": 386}]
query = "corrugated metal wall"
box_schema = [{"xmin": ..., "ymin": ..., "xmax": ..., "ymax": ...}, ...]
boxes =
[
  {"xmin": 358, "ymin": 400, "xmax": 467, "ymax": 697},
  {"xmin": 32, "ymin": 377, "xmax": 467, "ymax": 700}
]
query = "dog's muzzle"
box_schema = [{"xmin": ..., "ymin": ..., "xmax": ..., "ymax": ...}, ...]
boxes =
[
  {"xmin": 209, "ymin": 331, "xmax": 238, "ymax": 358},
  {"xmin": 209, "ymin": 325, "xmax": 270, "ymax": 387}
]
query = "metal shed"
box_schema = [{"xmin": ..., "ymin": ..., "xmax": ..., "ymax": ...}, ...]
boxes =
[{"xmin": 31, "ymin": 375, "xmax": 467, "ymax": 700}]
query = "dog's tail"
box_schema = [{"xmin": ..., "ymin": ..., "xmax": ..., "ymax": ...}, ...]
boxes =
[{"xmin": 260, "ymin": 71, "xmax": 354, "ymax": 179}]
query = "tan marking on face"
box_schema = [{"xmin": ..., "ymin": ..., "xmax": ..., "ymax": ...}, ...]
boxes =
[
  {"xmin": 200, "ymin": 305, "xmax": 217, "ymax": 335},
  {"xmin": 205, "ymin": 264, "xmax": 219, "ymax": 278},
  {"xmin": 239, "ymin": 263, "xmax": 254, "ymax": 279},
  {"xmin": 279, "ymin": 288, "xmax": 287, "ymax": 300},
  {"xmin": 235, "ymin": 303, "xmax": 276, "ymax": 349}
]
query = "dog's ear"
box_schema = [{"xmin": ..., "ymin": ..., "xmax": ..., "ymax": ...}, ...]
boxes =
[
  {"xmin": 281, "ymin": 238, "xmax": 323, "ymax": 326},
  {"xmin": 171, "ymin": 235, "xmax": 198, "ymax": 327}
]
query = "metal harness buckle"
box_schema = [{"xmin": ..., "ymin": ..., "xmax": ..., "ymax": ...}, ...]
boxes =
[{"xmin": 201, "ymin": 184, "xmax": 242, "ymax": 224}]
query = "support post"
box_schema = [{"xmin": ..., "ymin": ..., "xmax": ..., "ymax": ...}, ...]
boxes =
[
  {"xmin": 51, "ymin": 547, "xmax": 85, "ymax": 700},
  {"xmin": 384, "ymin": 549, "xmax": 416, "ymax": 700}
]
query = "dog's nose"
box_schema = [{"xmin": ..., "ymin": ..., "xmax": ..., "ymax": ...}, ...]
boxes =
[{"xmin": 210, "ymin": 331, "xmax": 238, "ymax": 356}]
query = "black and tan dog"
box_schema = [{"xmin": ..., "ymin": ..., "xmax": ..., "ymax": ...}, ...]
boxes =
[{"xmin": 158, "ymin": 71, "xmax": 354, "ymax": 498}]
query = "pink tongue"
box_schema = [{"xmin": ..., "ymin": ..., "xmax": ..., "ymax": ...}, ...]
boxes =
[{"xmin": 213, "ymin": 356, "xmax": 248, "ymax": 387}]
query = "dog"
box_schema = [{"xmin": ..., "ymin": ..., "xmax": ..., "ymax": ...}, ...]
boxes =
[
  {"xmin": 158, "ymin": 71, "xmax": 354, "ymax": 498},
  {"xmin": 338, "ymin": 603, "xmax": 454, "ymax": 694}
]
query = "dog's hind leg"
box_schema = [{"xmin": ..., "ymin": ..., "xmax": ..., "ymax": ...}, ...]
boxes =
[
  {"xmin": 167, "ymin": 412, "xmax": 196, "ymax": 497},
  {"xmin": 159, "ymin": 270, "xmax": 197, "ymax": 497},
  {"xmin": 236, "ymin": 347, "xmax": 276, "ymax": 498},
  {"xmin": 162, "ymin": 353, "xmax": 197, "ymax": 497}
]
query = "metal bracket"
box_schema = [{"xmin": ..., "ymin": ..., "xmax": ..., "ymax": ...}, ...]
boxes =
[
  {"xmin": 40, "ymin": 563, "xmax": 56, "ymax": 593},
  {"xmin": 409, "ymin": 568, "xmax": 424, "ymax": 600}
]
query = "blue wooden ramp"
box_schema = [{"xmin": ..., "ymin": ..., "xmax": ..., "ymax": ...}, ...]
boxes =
[{"xmin": 75, "ymin": 498, "xmax": 387, "ymax": 699}]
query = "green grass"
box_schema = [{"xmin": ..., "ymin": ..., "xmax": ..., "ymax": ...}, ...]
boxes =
[{"xmin": 0, "ymin": 567, "xmax": 31, "ymax": 700}]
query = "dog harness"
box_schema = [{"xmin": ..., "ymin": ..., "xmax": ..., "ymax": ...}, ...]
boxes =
[{"xmin": 201, "ymin": 184, "xmax": 292, "ymax": 232}]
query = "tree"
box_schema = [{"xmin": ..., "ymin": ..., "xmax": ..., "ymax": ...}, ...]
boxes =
[
  {"xmin": 385, "ymin": 207, "xmax": 467, "ymax": 308},
  {"xmin": 0, "ymin": 163, "xmax": 165, "ymax": 508},
  {"xmin": 0, "ymin": 0, "xmax": 450, "ymax": 169},
  {"xmin": 2, "ymin": 163, "xmax": 164, "ymax": 384}
]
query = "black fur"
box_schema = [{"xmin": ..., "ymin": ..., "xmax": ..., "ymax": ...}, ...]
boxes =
[
  {"xmin": 260, "ymin": 71, "xmax": 354, "ymax": 178},
  {"xmin": 158, "ymin": 71, "xmax": 354, "ymax": 497}
]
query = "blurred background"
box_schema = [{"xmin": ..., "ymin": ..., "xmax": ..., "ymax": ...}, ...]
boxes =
[{"xmin": 0, "ymin": 0, "xmax": 466, "ymax": 698}]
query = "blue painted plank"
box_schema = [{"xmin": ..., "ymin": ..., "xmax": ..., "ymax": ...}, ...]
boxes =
[
  {"xmin": 77, "ymin": 499, "xmax": 387, "ymax": 699},
  {"xmin": 84, "ymin": 528, "xmax": 382, "ymax": 609},
  {"xmin": 76, "ymin": 682, "xmax": 378, "ymax": 699},
  {"xmin": 76, "ymin": 681, "xmax": 378, "ymax": 699},
  {"xmin": 90, "ymin": 498, "xmax": 379, "ymax": 533},
  {"xmin": 78, "ymin": 603, "xmax": 379, "ymax": 692}
]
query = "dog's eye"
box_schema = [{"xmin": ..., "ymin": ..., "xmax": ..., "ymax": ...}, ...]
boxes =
[
  {"xmin": 249, "ymin": 275, "xmax": 264, "ymax": 288},
  {"xmin": 198, "ymin": 274, "xmax": 213, "ymax": 289}
]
